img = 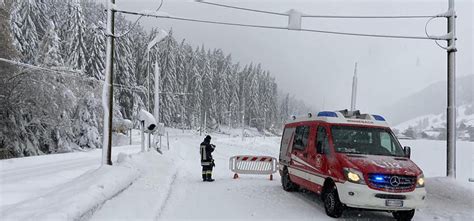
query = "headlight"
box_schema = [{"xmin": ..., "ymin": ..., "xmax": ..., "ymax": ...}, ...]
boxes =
[
  {"xmin": 416, "ymin": 174, "xmax": 425, "ymax": 188},
  {"xmin": 343, "ymin": 168, "xmax": 365, "ymax": 184}
]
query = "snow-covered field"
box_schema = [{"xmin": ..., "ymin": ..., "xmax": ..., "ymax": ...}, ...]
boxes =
[{"xmin": 1, "ymin": 128, "xmax": 473, "ymax": 220}]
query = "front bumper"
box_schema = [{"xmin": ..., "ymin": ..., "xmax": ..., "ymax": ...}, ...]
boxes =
[{"xmin": 336, "ymin": 181, "xmax": 426, "ymax": 211}]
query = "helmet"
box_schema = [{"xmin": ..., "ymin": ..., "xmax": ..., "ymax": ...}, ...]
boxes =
[{"xmin": 204, "ymin": 135, "xmax": 211, "ymax": 142}]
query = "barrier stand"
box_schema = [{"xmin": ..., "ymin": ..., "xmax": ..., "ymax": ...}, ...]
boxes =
[{"xmin": 229, "ymin": 155, "xmax": 277, "ymax": 180}]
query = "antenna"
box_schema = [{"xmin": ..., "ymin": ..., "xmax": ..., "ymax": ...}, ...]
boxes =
[{"xmin": 350, "ymin": 62, "xmax": 358, "ymax": 111}]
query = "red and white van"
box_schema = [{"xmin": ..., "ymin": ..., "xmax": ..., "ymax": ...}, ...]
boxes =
[{"xmin": 279, "ymin": 110, "xmax": 426, "ymax": 220}]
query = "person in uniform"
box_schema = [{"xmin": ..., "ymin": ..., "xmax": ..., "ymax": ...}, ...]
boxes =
[{"xmin": 200, "ymin": 135, "xmax": 216, "ymax": 182}]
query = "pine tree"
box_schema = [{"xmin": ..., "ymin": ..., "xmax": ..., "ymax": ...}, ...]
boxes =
[
  {"xmin": 85, "ymin": 23, "xmax": 105, "ymax": 79},
  {"xmin": 158, "ymin": 30, "xmax": 178, "ymax": 125},
  {"xmin": 36, "ymin": 20, "xmax": 63, "ymax": 67},
  {"xmin": 10, "ymin": 0, "xmax": 48, "ymax": 63},
  {"xmin": 65, "ymin": 0, "xmax": 88, "ymax": 71}
]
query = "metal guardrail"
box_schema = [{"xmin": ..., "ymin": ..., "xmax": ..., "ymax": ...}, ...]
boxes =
[{"xmin": 229, "ymin": 155, "xmax": 278, "ymax": 180}]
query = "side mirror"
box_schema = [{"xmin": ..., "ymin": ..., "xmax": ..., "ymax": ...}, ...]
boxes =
[
  {"xmin": 316, "ymin": 141, "xmax": 324, "ymax": 154},
  {"xmin": 404, "ymin": 146, "xmax": 411, "ymax": 158}
]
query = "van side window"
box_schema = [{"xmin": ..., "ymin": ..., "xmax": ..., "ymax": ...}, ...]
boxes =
[
  {"xmin": 293, "ymin": 126, "xmax": 310, "ymax": 150},
  {"xmin": 316, "ymin": 126, "xmax": 330, "ymax": 154}
]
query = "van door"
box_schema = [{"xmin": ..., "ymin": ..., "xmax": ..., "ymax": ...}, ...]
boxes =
[
  {"xmin": 279, "ymin": 127, "xmax": 296, "ymax": 164},
  {"xmin": 290, "ymin": 125, "xmax": 310, "ymax": 171},
  {"xmin": 314, "ymin": 125, "xmax": 330, "ymax": 176}
]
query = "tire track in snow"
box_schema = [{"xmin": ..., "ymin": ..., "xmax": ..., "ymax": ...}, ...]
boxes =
[{"xmin": 154, "ymin": 169, "xmax": 180, "ymax": 220}]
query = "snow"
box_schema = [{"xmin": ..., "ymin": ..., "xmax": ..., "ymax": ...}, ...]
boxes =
[
  {"xmin": 393, "ymin": 104, "xmax": 474, "ymax": 140},
  {"xmin": 0, "ymin": 131, "xmax": 142, "ymax": 208},
  {"xmin": 1, "ymin": 128, "xmax": 473, "ymax": 220},
  {"xmin": 400, "ymin": 139, "xmax": 473, "ymax": 184}
]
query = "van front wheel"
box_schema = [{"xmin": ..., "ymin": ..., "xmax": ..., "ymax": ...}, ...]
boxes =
[
  {"xmin": 281, "ymin": 167, "xmax": 298, "ymax": 191},
  {"xmin": 324, "ymin": 187, "xmax": 344, "ymax": 218}
]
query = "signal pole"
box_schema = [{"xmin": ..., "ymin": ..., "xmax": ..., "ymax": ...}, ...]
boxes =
[
  {"xmin": 350, "ymin": 62, "xmax": 358, "ymax": 111},
  {"xmin": 446, "ymin": 0, "xmax": 457, "ymax": 178},
  {"xmin": 102, "ymin": 0, "xmax": 115, "ymax": 165}
]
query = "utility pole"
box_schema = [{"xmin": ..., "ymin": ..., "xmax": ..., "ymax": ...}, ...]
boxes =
[
  {"xmin": 446, "ymin": 0, "xmax": 457, "ymax": 178},
  {"xmin": 204, "ymin": 111, "xmax": 207, "ymax": 134},
  {"xmin": 241, "ymin": 96, "xmax": 245, "ymax": 141},
  {"xmin": 154, "ymin": 62, "xmax": 160, "ymax": 123},
  {"xmin": 263, "ymin": 110, "xmax": 266, "ymax": 139},
  {"xmin": 350, "ymin": 62, "xmax": 358, "ymax": 111},
  {"xmin": 102, "ymin": 0, "xmax": 115, "ymax": 166}
]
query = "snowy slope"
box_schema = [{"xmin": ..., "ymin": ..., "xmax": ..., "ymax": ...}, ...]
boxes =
[{"xmin": 394, "ymin": 104, "xmax": 474, "ymax": 140}]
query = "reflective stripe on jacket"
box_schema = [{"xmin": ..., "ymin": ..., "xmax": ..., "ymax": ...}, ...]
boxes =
[{"xmin": 200, "ymin": 141, "xmax": 215, "ymax": 165}]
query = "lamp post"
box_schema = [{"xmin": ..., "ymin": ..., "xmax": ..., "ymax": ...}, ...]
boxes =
[{"xmin": 146, "ymin": 30, "xmax": 168, "ymax": 113}]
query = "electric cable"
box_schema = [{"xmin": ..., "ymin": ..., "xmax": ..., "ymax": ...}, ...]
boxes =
[
  {"xmin": 197, "ymin": 0, "xmax": 440, "ymax": 19},
  {"xmin": 114, "ymin": 0, "xmax": 164, "ymax": 38},
  {"xmin": 114, "ymin": 8, "xmax": 443, "ymax": 40},
  {"xmin": 424, "ymin": 16, "xmax": 449, "ymax": 50},
  {"xmin": 0, "ymin": 58, "xmax": 145, "ymax": 93}
]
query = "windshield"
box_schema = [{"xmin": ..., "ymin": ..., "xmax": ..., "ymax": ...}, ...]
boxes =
[{"xmin": 331, "ymin": 126, "xmax": 405, "ymax": 157}]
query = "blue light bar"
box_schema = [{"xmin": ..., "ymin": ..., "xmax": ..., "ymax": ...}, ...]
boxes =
[
  {"xmin": 372, "ymin": 115, "xmax": 386, "ymax": 121},
  {"xmin": 317, "ymin": 111, "xmax": 338, "ymax": 117}
]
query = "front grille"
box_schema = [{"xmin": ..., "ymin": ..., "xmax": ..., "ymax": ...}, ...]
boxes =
[{"xmin": 367, "ymin": 174, "xmax": 416, "ymax": 191}]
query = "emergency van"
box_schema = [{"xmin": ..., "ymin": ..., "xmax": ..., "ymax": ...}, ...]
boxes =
[{"xmin": 279, "ymin": 110, "xmax": 426, "ymax": 220}]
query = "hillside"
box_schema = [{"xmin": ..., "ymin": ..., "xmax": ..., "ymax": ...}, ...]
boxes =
[
  {"xmin": 383, "ymin": 74, "xmax": 473, "ymax": 125},
  {"xmin": 393, "ymin": 104, "xmax": 474, "ymax": 141}
]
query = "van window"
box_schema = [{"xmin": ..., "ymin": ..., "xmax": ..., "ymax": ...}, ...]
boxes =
[
  {"xmin": 280, "ymin": 127, "xmax": 296, "ymax": 161},
  {"xmin": 293, "ymin": 126, "xmax": 310, "ymax": 150},
  {"xmin": 331, "ymin": 126, "xmax": 405, "ymax": 157},
  {"xmin": 316, "ymin": 126, "xmax": 330, "ymax": 154}
]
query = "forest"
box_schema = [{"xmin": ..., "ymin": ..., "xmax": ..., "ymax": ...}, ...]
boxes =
[{"xmin": 0, "ymin": 0, "xmax": 312, "ymax": 158}]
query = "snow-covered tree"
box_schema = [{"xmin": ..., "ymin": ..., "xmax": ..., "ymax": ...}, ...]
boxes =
[
  {"xmin": 65, "ymin": 0, "xmax": 88, "ymax": 71},
  {"xmin": 36, "ymin": 20, "xmax": 63, "ymax": 67},
  {"xmin": 10, "ymin": 0, "xmax": 48, "ymax": 63},
  {"xmin": 85, "ymin": 23, "xmax": 105, "ymax": 79}
]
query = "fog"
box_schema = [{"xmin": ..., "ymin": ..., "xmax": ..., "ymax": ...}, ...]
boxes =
[{"xmin": 113, "ymin": 0, "xmax": 473, "ymax": 114}]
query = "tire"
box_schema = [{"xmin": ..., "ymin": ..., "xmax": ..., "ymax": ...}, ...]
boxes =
[
  {"xmin": 392, "ymin": 209, "xmax": 415, "ymax": 221},
  {"xmin": 281, "ymin": 167, "xmax": 298, "ymax": 192},
  {"xmin": 323, "ymin": 187, "xmax": 344, "ymax": 218}
]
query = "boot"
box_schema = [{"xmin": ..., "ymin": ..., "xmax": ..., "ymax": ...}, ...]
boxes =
[
  {"xmin": 202, "ymin": 173, "xmax": 207, "ymax": 182},
  {"xmin": 207, "ymin": 173, "xmax": 215, "ymax": 182}
]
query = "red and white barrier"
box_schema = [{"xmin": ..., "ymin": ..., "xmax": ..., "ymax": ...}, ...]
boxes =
[{"xmin": 229, "ymin": 155, "xmax": 278, "ymax": 180}]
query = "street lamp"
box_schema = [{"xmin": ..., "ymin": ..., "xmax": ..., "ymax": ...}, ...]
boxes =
[{"xmin": 146, "ymin": 29, "xmax": 168, "ymax": 112}]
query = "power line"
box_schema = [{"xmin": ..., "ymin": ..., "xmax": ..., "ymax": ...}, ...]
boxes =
[
  {"xmin": 114, "ymin": 8, "xmax": 443, "ymax": 40},
  {"xmin": 114, "ymin": 0, "xmax": 164, "ymax": 38},
  {"xmin": 197, "ymin": 1, "xmax": 286, "ymax": 16},
  {"xmin": 196, "ymin": 0, "xmax": 441, "ymax": 19},
  {"xmin": 0, "ymin": 58, "xmax": 145, "ymax": 93}
]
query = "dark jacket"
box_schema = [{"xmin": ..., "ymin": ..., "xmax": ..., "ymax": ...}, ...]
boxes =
[{"xmin": 200, "ymin": 140, "xmax": 215, "ymax": 166}]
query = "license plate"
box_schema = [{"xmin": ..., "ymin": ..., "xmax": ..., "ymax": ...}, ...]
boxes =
[{"xmin": 385, "ymin": 200, "xmax": 403, "ymax": 207}]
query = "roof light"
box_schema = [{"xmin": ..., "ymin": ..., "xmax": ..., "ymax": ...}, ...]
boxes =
[
  {"xmin": 372, "ymin": 115, "xmax": 386, "ymax": 121},
  {"xmin": 317, "ymin": 111, "xmax": 338, "ymax": 117}
]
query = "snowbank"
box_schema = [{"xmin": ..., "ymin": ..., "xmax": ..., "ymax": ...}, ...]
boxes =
[
  {"xmin": 419, "ymin": 177, "xmax": 474, "ymax": 220},
  {"xmin": 0, "ymin": 153, "xmax": 142, "ymax": 220},
  {"xmin": 89, "ymin": 150, "xmax": 179, "ymax": 220}
]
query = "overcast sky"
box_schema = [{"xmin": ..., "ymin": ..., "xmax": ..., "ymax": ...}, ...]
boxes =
[{"xmin": 112, "ymin": 0, "xmax": 473, "ymax": 115}]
